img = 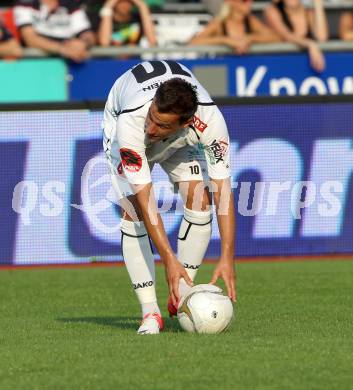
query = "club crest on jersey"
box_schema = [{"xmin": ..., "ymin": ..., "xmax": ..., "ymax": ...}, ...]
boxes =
[
  {"xmin": 193, "ymin": 116, "xmax": 207, "ymax": 132},
  {"xmin": 120, "ymin": 148, "xmax": 142, "ymax": 172}
]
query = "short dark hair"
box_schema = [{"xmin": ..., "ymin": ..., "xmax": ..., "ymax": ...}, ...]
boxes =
[{"xmin": 154, "ymin": 78, "xmax": 198, "ymax": 124}]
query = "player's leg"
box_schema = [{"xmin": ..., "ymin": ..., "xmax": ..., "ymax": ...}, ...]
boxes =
[
  {"xmin": 176, "ymin": 180, "xmax": 212, "ymax": 295},
  {"xmin": 104, "ymin": 136, "xmax": 162, "ymax": 334},
  {"xmin": 120, "ymin": 196, "xmax": 160, "ymax": 313},
  {"xmin": 119, "ymin": 197, "xmax": 163, "ymax": 334}
]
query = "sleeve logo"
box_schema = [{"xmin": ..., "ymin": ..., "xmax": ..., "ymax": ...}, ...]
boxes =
[
  {"xmin": 205, "ymin": 138, "xmax": 229, "ymax": 165},
  {"xmin": 119, "ymin": 148, "xmax": 142, "ymax": 172},
  {"xmin": 193, "ymin": 116, "xmax": 208, "ymax": 132}
]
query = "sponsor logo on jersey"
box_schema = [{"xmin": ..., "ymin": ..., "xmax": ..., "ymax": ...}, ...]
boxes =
[
  {"xmin": 120, "ymin": 148, "xmax": 142, "ymax": 172},
  {"xmin": 133, "ymin": 281, "xmax": 154, "ymax": 289},
  {"xmin": 205, "ymin": 138, "xmax": 229, "ymax": 165},
  {"xmin": 193, "ymin": 116, "xmax": 208, "ymax": 132}
]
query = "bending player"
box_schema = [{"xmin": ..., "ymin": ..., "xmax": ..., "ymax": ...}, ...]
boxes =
[{"xmin": 103, "ymin": 60, "xmax": 236, "ymax": 334}]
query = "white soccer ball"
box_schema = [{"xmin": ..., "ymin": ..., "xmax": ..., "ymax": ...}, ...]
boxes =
[{"xmin": 177, "ymin": 284, "xmax": 234, "ymax": 334}]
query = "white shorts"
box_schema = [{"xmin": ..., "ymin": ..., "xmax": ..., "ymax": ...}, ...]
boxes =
[{"xmin": 105, "ymin": 141, "xmax": 209, "ymax": 200}]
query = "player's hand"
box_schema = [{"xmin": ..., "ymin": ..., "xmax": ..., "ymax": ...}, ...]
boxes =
[
  {"xmin": 210, "ymin": 258, "xmax": 236, "ymax": 303},
  {"xmin": 164, "ymin": 258, "xmax": 193, "ymax": 305}
]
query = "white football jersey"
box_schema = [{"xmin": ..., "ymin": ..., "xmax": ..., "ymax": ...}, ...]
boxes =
[{"xmin": 103, "ymin": 60, "xmax": 231, "ymax": 185}]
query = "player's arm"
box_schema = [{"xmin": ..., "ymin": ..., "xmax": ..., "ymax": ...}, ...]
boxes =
[
  {"xmin": 132, "ymin": 182, "xmax": 193, "ymax": 303},
  {"xmin": 199, "ymin": 106, "xmax": 236, "ymax": 301},
  {"xmin": 210, "ymin": 177, "xmax": 236, "ymax": 302}
]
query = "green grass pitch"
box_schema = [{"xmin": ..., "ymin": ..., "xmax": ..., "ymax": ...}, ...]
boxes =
[{"xmin": 1, "ymin": 259, "xmax": 353, "ymax": 390}]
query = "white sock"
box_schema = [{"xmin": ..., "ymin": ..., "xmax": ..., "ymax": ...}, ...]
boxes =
[
  {"xmin": 141, "ymin": 302, "xmax": 160, "ymax": 318},
  {"xmin": 120, "ymin": 219, "xmax": 161, "ymax": 317},
  {"xmin": 177, "ymin": 207, "xmax": 212, "ymax": 296}
]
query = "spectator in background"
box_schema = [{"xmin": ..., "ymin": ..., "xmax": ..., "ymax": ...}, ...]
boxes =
[
  {"xmin": 13, "ymin": 0, "xmax": 95, "ymax": 63},
  {"xmin": 98, "ymin": 0, "xmax": 157, "ymax": 47},
  {"xmin": 84, "ymin": 0, "xmax": 162, "ymax": 33},
  {"xmin": 264, "ymin": 0, "xmax": 328, "ymax": 72},
  {"xmin": 188, "ymin": 0, "xmax": 280, "ymax": 55},
  {"xmin": 0, "ymin": 21, "xmax": 22, "ymax": 58},
  {"xmin": 339, "ymin": 11, "xmax": 353, "ymax": 41}
]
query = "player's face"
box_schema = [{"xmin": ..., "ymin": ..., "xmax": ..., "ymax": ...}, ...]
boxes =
[{"xmin": 144, "ymin": 101, "xmax": 192, "ymax": 144}]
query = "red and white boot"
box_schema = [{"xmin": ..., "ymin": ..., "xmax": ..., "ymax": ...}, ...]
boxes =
[{"xmin": 137, "ymin": 312, "xmax": 164, "ymax": 335}]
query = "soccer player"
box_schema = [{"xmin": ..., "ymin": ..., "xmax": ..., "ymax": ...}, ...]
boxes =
[{"xmin": 103, "ymin": 60, "xmax": 236, "ymax": 334}]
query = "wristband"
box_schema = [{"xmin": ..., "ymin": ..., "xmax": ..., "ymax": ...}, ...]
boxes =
[{"xmin": 99, "ymin": 7, "xmax": 113, "ymax": 17}]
